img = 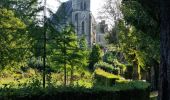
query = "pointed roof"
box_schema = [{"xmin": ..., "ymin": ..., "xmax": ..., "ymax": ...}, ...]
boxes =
[{"xmin": 51, "ymin": 0, "xmax": 72, "ymax": 28}]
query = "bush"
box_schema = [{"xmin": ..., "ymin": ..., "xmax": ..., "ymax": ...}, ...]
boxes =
[
  {"xmin": 0, "ymin": 82, "xmax": 150, "ymax": 100},
  {"xmin": 94, "ymin": 62, "xmax": 119, "ymax": 74},
  {"xmin": 113, "ymin": 59, "xmax": 126, "ymax": 72},
  {"xmin": 114, "ymin": 80, "xmax": 150, "ymax": 90},
  {"xmin": 103, "ymin": 51, "xmax": 116, "ymax": 64},
  {"xmin": 94, "ymin": 68, "xmax": 124, "ymax": 87}
]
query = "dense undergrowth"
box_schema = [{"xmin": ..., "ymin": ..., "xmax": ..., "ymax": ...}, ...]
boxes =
[
  {"xmin": 0, "ymin": 68, "xmax": 150, "ymax": 100},
  {"xmin": 0, "ymin": 81, "xmax": 150, "ymax": 100}
]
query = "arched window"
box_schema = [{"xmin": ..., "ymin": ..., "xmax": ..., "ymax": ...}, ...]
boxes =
[
  {"xmin": 75, "ymin": 13, "xmax": 78, "ymax": 33},
  {"xmin": 81, "ymin": 2, "xmax": 83, "ymax": 10},
  {"xmin": 75, "ymin": 13, "xmax": 78, "ymax": 21},
  {"xmin": 84, "ymin": 2, "xmax": 86, "ymax": 10},
  {"xmin": 82, "ymin": 21, "xmax": 85, "ymax": 34}
]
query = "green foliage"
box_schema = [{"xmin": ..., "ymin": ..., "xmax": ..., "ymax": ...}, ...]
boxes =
[
  {"xmin": 113, "ymin": 59, "xmax": 126, "ymax": 71},
  {"xmin": 0, "ymin": 0, "xmax": 91, "ymax": 87},
  {"xmin": 120, "ymin": 0, "xmax": 160, "ymax": 68},
  {"xmin": 94, "ymin": 62, "xmax": 119, "ymax": 74},
  {"xmin": 1, "ymin": 0, "xmax": 40, "ymax": 22},
  {"xmin": 108, "ymin": 19, "xmax": 159, "ymax": 79},
  {"xmin": 0, "ymin": 8, "xmax": 31, "ymax": 69},
  {"xmin": 94, "ymin": 68, "xmax": 122, "ymax": 79},
  {"xmin": 90, "ymin": 44, "xmax": 102, "ymax": 63},
  {"xmin": 94, "ymin": 68, "xmax": 124, "ymax": 87},
  {"xmin": 103, "ymin": 51, "xmax": 117, "ymax": 64},
  {"xmin": 0, "ymin": 0, "xmax": 43, "ymax": 72},
  {"xmin": 114, "ymin": 80, "xmax": 150, "ymax": 90},
  {"xmin": 0, "ymin": 81, "xmax": 150, "ymax": 100},
  {"xmin": 121, "ymin": 0, "xmax": 159, "ymax": 38},
  {"xmin": 0, "ymin": 2, "xmax": 155, "ymax": 98},
  {"xmin": 103, "ymin": 51, "xmax": 126, "ymax": 74},
  {"xmin": 103, "ymin": 0, "xmax": 160, "ymax": 80},
  {"xmin": 49, "ymin": 26, "xmax": 87, "ymax": 69},
  {"xmin": 89, "ymin": 44, "xmax": 102, "ymax": 69},
  {"xmin": 47, "ymin": 25, "xmax": 89, "ymax": 85}
]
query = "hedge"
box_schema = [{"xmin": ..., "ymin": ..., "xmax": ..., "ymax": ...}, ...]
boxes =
[
  {"xmin": 0, "ymin": 82, "xmax": 150, "ymax": 100},
  {"xmin": 94, "ymin": 68, "xmax": 124, "ymax": 86}
]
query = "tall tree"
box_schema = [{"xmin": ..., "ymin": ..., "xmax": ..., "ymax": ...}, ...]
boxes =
[
  {"xmin": 0, "ymin": 8, "xmax": 27, "ymax": 69},
  {"xmin": 103, "ymin": 0, "xmax": 160, "ymax": 81},
  {"xmin": 159, "ymin": 1, "xmax": 170, "ymax": 100},
  {"xmin": 48, "ymin": 26, "xmax": 89, "ymax": 86},
  {"xmin": 89, "ymin": 44, "xmax": 102, "ymax": 70}
]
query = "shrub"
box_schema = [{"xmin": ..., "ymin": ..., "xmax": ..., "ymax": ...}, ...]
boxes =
[
  {"xmin": 94, "ymin": 62, "xmax": 119, "ymax": 74},
  {"xmin": 103, "ymin": 52, "xmax": 127, "ymax": 74},
  {"xmin": 113, "ymin": 59, "xmax": 126, "ymax": 72},
  {"xmin": 0, "ymin": 82, "xmax": 150, "ymax": 100},
  {"xmin": 115, "ymin": 80, "xmax": 150, "ymax": 90},
  {"xmin": 103, "ymin": 51, "xmax": 116, "ymax": 64}
]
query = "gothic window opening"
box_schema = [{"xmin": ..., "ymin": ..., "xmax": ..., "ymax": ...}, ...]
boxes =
[
  {"xmin": 82, "ymin": 21, "xmax": 85, "ymax": 34},
  {"xmin": 81, "ymin": 2, "xmax": 83, "ymax": 10},
  {"xmin": 75, "ymin": 13, "xmax": 78, "ymax": 21},
  {"xmin": 99, "ymin": 36, "xmax": 101, "ymax": 42},
  {"xmin": 75, "ymin": 13, "xmax": 78, "ymax": 32},
  {"xmin": 84, "ymin": 2, "xmax": 86, "ymax": 10},
  {"xmin": 100, "ymin": 24, "xmax": 105, "ymax": 33}
]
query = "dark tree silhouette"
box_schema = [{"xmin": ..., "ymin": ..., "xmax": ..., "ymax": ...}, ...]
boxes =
[{"xmin": 159, "ymin": 1, "xmax": 170, "ymax": 100}]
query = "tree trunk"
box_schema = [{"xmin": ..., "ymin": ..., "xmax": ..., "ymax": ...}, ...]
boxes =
[
  {"xmin": 151, "ymin": 65, "xmax": 156, "ymax": 90},
  {"xmin": 70, "ymin": 65, "xmax": 74, "ymax": 85},
  {"xmin": 132, "ymin": 58, "xmax": 141, "ymax": 80},
  {"xmin": 151, "ymin": 63, "xmax": 159, "ymax": 91},
  {"xmin": 159, "ymin": 1, "xmax": 170, "ymax": 100}
]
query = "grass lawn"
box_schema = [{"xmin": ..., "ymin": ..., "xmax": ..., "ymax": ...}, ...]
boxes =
[{"xmin": 0, "ymin": 68, "xmax": 93, "ymax": 88}]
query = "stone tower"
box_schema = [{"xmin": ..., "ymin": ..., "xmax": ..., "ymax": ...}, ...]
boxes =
[{"xmin": 72, "ymin": 0, "xmax": 93, "ymax": 47}]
